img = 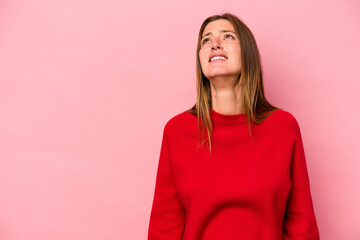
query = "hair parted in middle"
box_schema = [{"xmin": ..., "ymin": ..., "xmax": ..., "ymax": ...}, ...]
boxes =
[{"xmin": 185, "ymin": 13, "xmax": 280, "ymax": 154}]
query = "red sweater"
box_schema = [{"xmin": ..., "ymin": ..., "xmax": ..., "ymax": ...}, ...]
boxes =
[{"xmin": 148, "ymin": 108, "xmax": 320, "ymax": 240}]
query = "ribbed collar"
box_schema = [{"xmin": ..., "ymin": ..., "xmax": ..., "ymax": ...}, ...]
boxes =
[{"xmin": 210, "ymin": 109, "xmax": 248, "ymax": 125}]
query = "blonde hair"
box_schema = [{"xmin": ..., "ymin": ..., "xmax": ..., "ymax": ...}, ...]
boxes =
[{"xmin": 185, "ymin": 13, "xmax": 279, "ymax": 154}]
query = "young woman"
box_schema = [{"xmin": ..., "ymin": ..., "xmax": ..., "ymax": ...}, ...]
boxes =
[{"xmin": 148, "ymin": 13, "xmax": 320, "ymax": 240}]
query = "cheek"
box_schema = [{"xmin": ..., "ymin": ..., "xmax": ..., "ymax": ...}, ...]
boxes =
[
  {"xmin": 230, "ymin": 46, "xmax": 241, "ymax": 64},
  {"xmin": 199, "ymin": 51, "xmax": 208, "ymax": 67},
  {"xmin": 236, "ymin": 47, "xmax": 242, "ymax": 61}
]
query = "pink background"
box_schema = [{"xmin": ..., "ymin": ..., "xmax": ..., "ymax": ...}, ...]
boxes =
[{"xmin": 1, "ymin": 0, "xmax": 359, "ymax": 239}]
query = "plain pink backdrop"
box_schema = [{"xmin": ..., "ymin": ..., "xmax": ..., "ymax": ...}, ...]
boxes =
[{"xmin": 0, "ymin": 0, "xmax": 359, "ymax": 239}]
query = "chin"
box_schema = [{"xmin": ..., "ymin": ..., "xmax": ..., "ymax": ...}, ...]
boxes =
[{"xmin": 205, "ymin": 71, "xmax": 231, "ymax": 79}]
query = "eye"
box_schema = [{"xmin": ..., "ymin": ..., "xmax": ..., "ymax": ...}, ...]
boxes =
[
  {"xmin": 225, "ymin": 34, "xmax": 235, "ymax": 39},
  {"xmin": 202, "ymin": 38, "xmax": 210, "ymax": 45},
  {"xmin": 201, "ymin": 34, "xmax": 235, "ymax": 45}
]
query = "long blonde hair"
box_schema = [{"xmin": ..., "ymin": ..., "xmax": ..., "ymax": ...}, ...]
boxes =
[{"xmin": 185, "ymin": 13, "xmax": 279, "ymax": 154}]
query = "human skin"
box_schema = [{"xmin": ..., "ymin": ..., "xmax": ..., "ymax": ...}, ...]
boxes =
[{"xmin": 199, "ymin": 19, "xmax": 244, "ymax": 115}]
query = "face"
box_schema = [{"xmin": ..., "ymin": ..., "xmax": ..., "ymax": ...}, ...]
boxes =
[{"xmin": 199, "ymin": 19, "xmax": 241, "ymax": 80}]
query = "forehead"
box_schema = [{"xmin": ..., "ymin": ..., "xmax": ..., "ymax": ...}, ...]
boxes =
[{"xmin": 203, "ymin": 19, "xmax": 235, "ymax": 35}]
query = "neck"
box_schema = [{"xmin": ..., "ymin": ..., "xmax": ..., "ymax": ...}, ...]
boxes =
[{"xmin": 210, "ymin": 76, "xmax": 244, "ymax": 115}]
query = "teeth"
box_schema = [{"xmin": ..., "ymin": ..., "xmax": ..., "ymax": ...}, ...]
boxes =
[{"xmin": 210, "ymin": 56, "xmax": 227, "ymax": 62}]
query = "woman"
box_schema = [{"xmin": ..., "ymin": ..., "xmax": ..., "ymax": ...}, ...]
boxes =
[{"xmin": 148, "ymin": 13, "xmax": 320, "ymax": 240}]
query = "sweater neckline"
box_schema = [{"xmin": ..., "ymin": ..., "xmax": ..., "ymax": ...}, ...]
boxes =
[{"xmin": 210, "ymin": 109, "xmax": 247, "ymax": 125}]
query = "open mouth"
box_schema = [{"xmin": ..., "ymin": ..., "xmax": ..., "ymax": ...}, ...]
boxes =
[{"xmin": 209, "ymin": 56, "xmax": 227, "ymax": 62}]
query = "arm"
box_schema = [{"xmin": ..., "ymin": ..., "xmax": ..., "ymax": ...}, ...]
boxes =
[
  {"xmin": 283, "ymin": 120, "xmax": 320, "ymax": 240},
  {"xmin": 148, "ymin": 124, "xmax": 186, "ymax": 240}
]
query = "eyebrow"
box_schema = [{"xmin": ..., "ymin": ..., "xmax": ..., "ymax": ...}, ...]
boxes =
[{"xmin": 202, "ymin": 30, "xmax": 236, "ymax": 39}]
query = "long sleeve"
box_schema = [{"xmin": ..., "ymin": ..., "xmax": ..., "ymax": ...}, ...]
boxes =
[
  {"xmin": 148, "ymin": 124, "xmax": 186, "ymax": 240},
  {"xmin": 283, "ymin": 121, "xmax": 320, "ymax": 240}
]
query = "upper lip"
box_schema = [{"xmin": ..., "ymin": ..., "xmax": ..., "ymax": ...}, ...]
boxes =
[{"xmin": 209, "ymin": 53, "xmax": 228, "ymax": 62}]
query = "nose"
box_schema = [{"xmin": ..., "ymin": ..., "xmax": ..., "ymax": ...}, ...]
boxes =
[{"xmin": 211, "ymin": 38, "xmax": 222, "ymax": 50}]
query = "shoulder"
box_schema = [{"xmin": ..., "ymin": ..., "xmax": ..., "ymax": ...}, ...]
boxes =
[
  {"xmin": 266, "ymin": 108, "xmax": 302, "ymax": 137},
  {"xmin": 270, "ymin": 109, "xmax": 299, "ymax": 126},
  {"xmin": 163, "ymin": 110, "xmax": 196, "ymax": 146},
  {"xmin": 165, "ymin": 111, "xmax": 196, "ymax": 130}
]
